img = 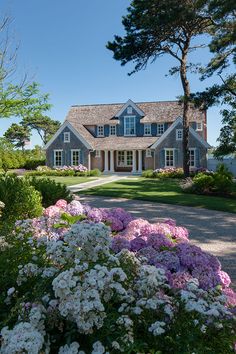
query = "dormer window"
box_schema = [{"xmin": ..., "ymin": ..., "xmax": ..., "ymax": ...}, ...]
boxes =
[
  {"xmin": 97, "ymin": 125, "xmax": 104, "ymax": 137},
  {"xmin": 109, "ymin": 125, "xmax": 116, "ymax": 136},
  {"xmin": 144, "ymin": 123, "xmax": 151, "ymax": 136},
  {"xmin": 124, "ymin": 116, "xmax": 136, "ymax": 136},
  {"xmin": 127, "ymin": 106, "xmax": 133, "ymax": 114},
  {"xmin": 196, "ymin": 122, "xmax": 203, "ymax": 131},
  {"xmin": 157, "ymin": 123, "xmax": 164, "ymax": 135},
  {"xmin": 64, "ymin": 132, "xmax": 70, "ymax": 143}
]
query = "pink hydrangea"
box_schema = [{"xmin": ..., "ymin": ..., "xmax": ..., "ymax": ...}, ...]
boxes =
[
  {"xmin": 55, "ymin": 199, "xmax": 68, "ymax": 209},
  {"xmin": 169, "ymin": 272, "xmax": 193, "ymax": 289},
  {"xmin": 218, "ymin": 270, "xmax": 231, "ymax": 288},
  {"xmin": 106, "ymin": 216, "xmax": 124, "ymax": 232},
  {"xmin": 66, "ymin": 200, "xmax": 84, "ymax": 216},
  {"xmin": 43, "ymin": 206, "xmax": 62, "ymax": 218},
  {"xmin": 87, "ymin": 208, "xmax": 103, "ymax": 222},
  {"xmin": 223, "ymin": 288, "xmax": 236, "ymax": 306}
]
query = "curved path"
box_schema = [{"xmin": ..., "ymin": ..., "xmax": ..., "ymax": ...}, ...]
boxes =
[{"xmin": 79, "ymin": 195, "xmax": 236, "ymax": 288}]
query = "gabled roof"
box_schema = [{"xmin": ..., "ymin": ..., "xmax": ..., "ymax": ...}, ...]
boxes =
[
  {"xmin": 151, "ymin": 117, "xmax": 211, "ymax": 149},
  {"xmin": 66, "ymin": 100, "xmax": 205, "ymax": 125},
  {"xmin": 114, "ymin": 99, "xmax": 145, "ymax": 117}
]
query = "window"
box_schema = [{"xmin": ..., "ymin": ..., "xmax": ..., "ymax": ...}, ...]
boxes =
[
  {"xmin": 196, "ymin": 122, "xmax": 203, "ymax": 131},
  {"xmin": 157, "ymin": 123, "xmax": 164, "ymax": 135},
  {"xmin": 176, "ymin": 129, "xmax": 183, "ymax": 141},
  {"xmin": 64, "ymin": 132, "xmax": 70, "ymax": 143},
  {"xmin": 144, "ymin": 124, "xmax": 151, "ymax": 136},
  {"xmin": 95, "ymin": 150, "xmax": 101, "ymax": 158},
  {"xmin": 189, "ymin": 148, "xmax": 196, "ymax": 168},
  {"xmin": 97, "ymin": 125, "xmax": 104, "ymax": 137},
  {"xmin": 117, "ymin": 151, "xmax": 133, "ymax": 167},
  {"xmin": 127, "ymin": 106, "xmax": 133, "ymax": 114},
  {"xmin": 71, "ymin": 149, "xmax": 80, "ymax": 166},
  {"xmin": 124, "ymin": 116, "xmax": 136, "ymax": 136},
  {"xmin": 109, "ymin": 125, "xmax": 116, "ymax": 136},
  {"xmin": 54, "ymin": 150, "xmax": 63, "ymax": 167},
  {"xmin": 146, "ymin": 149, "xmax": 152, "ymax": 157},
  {"xmin": 165, "ymin": 149, "xmax": 175, "ymax": 167}
]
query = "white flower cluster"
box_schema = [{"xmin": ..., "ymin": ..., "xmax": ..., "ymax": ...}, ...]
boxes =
[{"xmin": 1, "ymin": 305, "xmax": 45, "ymax": 354}]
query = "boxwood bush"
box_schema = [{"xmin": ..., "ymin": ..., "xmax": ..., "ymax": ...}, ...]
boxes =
[{"xmin": 26, "ymin": 177, "xmax": 73, "ymax": 207}]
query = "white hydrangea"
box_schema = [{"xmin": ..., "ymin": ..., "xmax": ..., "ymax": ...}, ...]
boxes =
[
  {"xmin": 1, "ymin": 322, "xmax": 44, "ymax": 354},
  {"xmin": 58, "ymin": 341, "xmax": 85, "ymax": 354},
  {"xmin": 17, "ymin": 263, "xmax": 41, "ymax": 285},
  {"xmin": 91, "ymin": 341, "xmax": 106, "ymax": 354},
  {"xmin": 148, "ymin": 321, "xmax": 166, "ymax": 336}
]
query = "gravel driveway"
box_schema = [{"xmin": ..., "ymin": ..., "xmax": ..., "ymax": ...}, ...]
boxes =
[{"xmin": 79, "ymin": 195, "xmax": 236, "ymax": 288}]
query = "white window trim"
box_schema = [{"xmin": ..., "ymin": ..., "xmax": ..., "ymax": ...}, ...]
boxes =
[
  {"xmin": 71, "ymin": 149, "xmax": 81, "ymax": 166},
  {"xmin": 95, "ymin": 150, "xmax": 101, "ymax": 158},
  {"xmin": 109, "ymin": 125, "xmax": 116, "ymax": 136},
  {"xmin": 146, "ymin": 149, "xmax": 152, "ymax": 158},
  {"xmin": 63, "ymin": 132, "xmax": 70, "ymax": 143},
  {"xmin": 97, "ymin": 125, "xmax": 104, "ymax": 137},
  {"xmin": 117, "ymin": 151, "xmax": 133, "ymax": 167},
  {"xmin": 189, "ymin": 147, "xmax": 196, "ymax": 168},
  {"xmin": 157, "ymin": 123, "xmax": 164, "ymax": 136},
  {"xmin": 124, "ymin": 116, "xmax": 136, "ymax": 136},
  {"xmin": 176, "ymin": 129, "xmax": 183, "ymax": 141},
  {"xmin": 53, "ymin": 149, "xmax": 63, "ymax": 168},
  {"xmin": 144, "ymin": 123, "xmax": 152, "ymax": 136},
  {"xmin": 196, "ymin": 122, "xmax": 203, "ymax": 131},
  {"xmin": 164, "ymin": 148, "xmax": 175, "ymax": 168}
]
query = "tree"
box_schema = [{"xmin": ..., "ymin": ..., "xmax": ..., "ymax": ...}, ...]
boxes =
[
  {"xmin": 193, "ymin": 0, "xmax": 236, "ymax": 156},
  {"xmin": 107, "ymin": 0, "xmax": 213, "ymax": 176},
  {"xmin": 4, "ymin": 123, "xmax": 31, "ymax": 150},
  {"xmin": 0, "ymin": 16, "xmax": 51, "ymax": 124},
  {"xmin": 22, "ymin": 115, "xmax": 61, "ymax": 145}
]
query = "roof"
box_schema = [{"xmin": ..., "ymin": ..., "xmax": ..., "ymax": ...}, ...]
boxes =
[
  {"xmin": 44, "ymin": 100, "xmax": 207, "ymax": 151},
  {"xmin": 66, "ymin": 100, "xmax": 205, "ymax": 125}
]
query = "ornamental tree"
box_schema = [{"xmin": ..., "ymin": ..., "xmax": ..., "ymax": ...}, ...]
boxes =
[
  {"xmin": 107, "ymin": 0, "xmax": 214, "ymax": 176},
  {"xmin": 22, "ymin": 115, "xmax": 61, "ymax": 145},
  {"xmin": 4, "ymin": 123, "xmax": 31, "ymax": 150}
]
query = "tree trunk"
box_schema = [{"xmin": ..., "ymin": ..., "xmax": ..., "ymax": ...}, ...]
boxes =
[{"xmin": 180, "ymin": 53, "xmax": 191, "ymax": 178}]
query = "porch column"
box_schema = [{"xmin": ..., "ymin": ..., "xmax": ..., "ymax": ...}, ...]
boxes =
[
  {"xmin": 110, "ymin": 150, "xmax": 114, "ymax": 172},
  {"xmin": 132, "ymin": 150, "xmax": 137, "ymax": 173},
  {"xmin": 138, "ymin": 150, "xmax": 142, "ymax": 173},
  {"xmin": 88, "ymin": 151, "xmax": 91, "ymax": 171},
  {"xmin": 104, "ymin": 150, "xmax": 109, "ymax": 172}
]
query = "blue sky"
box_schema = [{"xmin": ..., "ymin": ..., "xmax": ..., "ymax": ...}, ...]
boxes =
[{"xmin": 1, "ymin": 0, "xmax": 226, "ymax": 147}]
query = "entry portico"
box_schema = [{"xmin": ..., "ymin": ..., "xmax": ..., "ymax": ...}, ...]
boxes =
[{"xmin": 103, "ymin": 149, "xmax": 144, "ymax": 174}]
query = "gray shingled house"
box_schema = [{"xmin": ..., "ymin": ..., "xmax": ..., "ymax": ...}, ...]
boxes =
[{"xmin": 45, "ymin": 99, "xmax": 211, "ymax": 174}]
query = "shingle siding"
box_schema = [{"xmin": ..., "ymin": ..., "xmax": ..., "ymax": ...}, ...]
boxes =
[
  {"xmin": 46, "ymin": 127, "xmax": 89, "ymax": 168},
  {"xmin": 155, "ymin": 122, "xmax": 207, "ymax": 169}
]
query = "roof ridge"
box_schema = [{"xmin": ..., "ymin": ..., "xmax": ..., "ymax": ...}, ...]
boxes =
[{"xmin": 70, "ymin": 100, "xmax": 181, "ymax": 107}]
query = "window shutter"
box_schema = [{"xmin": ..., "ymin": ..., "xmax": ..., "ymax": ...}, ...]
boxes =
[
  {"xmin": 52, "ymin": 151, "xmax": 54, "ymax": 167},
  {"xmin": 191, "ymin": 122, "xmax": 197, "ymax": 130},
  {"xmin": 80, "ymin": 150, "xmax": 84, "ymax": 165},
  {"xmin": 95, "ymin": 126, "xmax": 98, "ymax": 137},
  {"xmin": 164, "ymin": 123, "xmax": 168, "ymax": 131},
  {"xmin": 62, "ymin": 150, "xmax": 65, "ymax": 166},
  {"xmin": 160, "ymin": 149, "xmax": 165, "ymax": 168},
  {"xmin": 174, "ymin": 149, "xmax": 179, "ymax": 167},
  {"xmin": 68, "ymin": 151, "xmax": 71, "ymax": 166},
  {"xmin": 196, "ymin": 148, "xmax": 200, "ymax": 167}
]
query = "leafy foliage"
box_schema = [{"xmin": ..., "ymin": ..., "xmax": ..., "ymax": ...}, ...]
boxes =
[
  {"xmin": 22, "ymin": 115, "xmax": 61, "ymax": 144},
  {"xmin": 0, "ymin": 175, "xmax": 42, "ymax": 230},
  {"xmin": 26, "ymin": 177, "xmax": 73, "ymax": 207},
  {"xmin": 4, "ymin": 123, "xmax": 31, "ymax": 149}
]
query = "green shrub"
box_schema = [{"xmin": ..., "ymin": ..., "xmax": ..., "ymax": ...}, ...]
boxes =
[
  {"xmin": 192, "ymin": 173, "xmax": 215, "ymax": 194},
  {"xmin": 142, "ymin": 169, "xmax": 154, "ymax": 178},
  {"xmin": 24, "ymin": 158, "xmax": 46, "ymax": 170},
  {"xmin": 88, "ymin": 168, "xmax": 101, "ymax": 177},
  {"xmin": 0, "ymin": 175, "xmax": 42, "ymax": 228},
  {"xmin": 212, "ymin": 164, "xmax": 234, "ymax": 195},
  {"xmin": 27, "ymin": 177, "xmax": 73, "ymax": 207}
]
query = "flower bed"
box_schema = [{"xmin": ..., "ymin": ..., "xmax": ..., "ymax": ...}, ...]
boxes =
[
  {"xmin": 0, "ymin": 200, "xmax": 235, "ymax": 353},
  {"xmin": 26, "ymin": 165, "xmax": 101, "ymax": 177}
]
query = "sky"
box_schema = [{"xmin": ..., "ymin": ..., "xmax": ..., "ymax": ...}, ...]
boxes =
[{"xmin": 0, "ymin": 0, "xmax": 228, "ymax": 147}]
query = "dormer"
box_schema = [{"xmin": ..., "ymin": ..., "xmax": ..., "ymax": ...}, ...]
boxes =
[{"xmin": 114, "ymin": 99, "xmax": 145, "ymax": 118}]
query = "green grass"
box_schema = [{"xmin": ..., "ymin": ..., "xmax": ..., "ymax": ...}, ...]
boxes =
[
  {"xmin": 78, "ymin": 177, "xmax": 236, "ymax": 214},
  {"xmin": 36, "ymin": 176, "xmax": 97, "ymax": 186}
]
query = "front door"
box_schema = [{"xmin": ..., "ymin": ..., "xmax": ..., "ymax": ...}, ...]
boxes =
[{"xmin": 117, "ymin": 150, "xmax": 133, "ymax": 170}]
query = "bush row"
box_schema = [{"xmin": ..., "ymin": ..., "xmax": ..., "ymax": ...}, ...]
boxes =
[
  {"xmin": 142, "ymin": 167, "xmax": 211, "ymax": 179},
  {"xmin": 26, "ymin": 167, "xmax": 101, "ymax": 177}
]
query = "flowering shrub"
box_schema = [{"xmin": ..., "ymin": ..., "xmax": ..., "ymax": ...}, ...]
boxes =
[
  {"xmin": 0, "ymin": 200, "xmax": 235, "ymax": 353},
  {"xmin": 26, "ymin": 165, "xmax": 101, "ymax": 177}
]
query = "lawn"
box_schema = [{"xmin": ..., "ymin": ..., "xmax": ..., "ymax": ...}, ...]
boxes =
[
  {"xmin": 37, "ymin": 176, "xmax": 98, "ymax": 186},
  {"xmin": 78, "ymin": 177, "xmax": 236, "ymax": 214}
]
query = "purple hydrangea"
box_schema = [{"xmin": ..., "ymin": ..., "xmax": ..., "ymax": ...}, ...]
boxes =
[
  {"xmin": 146, "ymin": 232, "xmax": 173, "ymax": 250},
  {"xmin": 111, "ymin": 236, "xmax": 131, "ymax": 253},
  {"xmin": 66, "ymin": 200, "xmax": 84, "ymax": 216},
  {"xmin": 130, "ymin": 237, "xmax": 147, "ymax": 252},
  {"xmin": 87, "ymin": 208, "xmax": 103, "ymax": 222},
  {"xmin": 151, "ymin": 250, "xmax": 180, "ymax": 272}
]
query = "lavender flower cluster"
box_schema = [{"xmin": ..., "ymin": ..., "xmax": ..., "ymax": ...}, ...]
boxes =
[{"xmin": 55, "ymin": 164, "xmax": 88, "ymax": 172}]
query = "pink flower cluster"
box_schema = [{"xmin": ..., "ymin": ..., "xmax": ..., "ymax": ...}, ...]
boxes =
[
  {"xmin": 55, "ymin": 164, "xmax": 88, "ymax": 172},
  {"xmin": 15, "ymin": 199, "xmax": 236, "ymax": 307}
]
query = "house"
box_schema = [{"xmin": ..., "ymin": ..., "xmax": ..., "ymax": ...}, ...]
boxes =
[{"xmin": 45, "ymin": 99, "xmax": 211, "ymax": 173}]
